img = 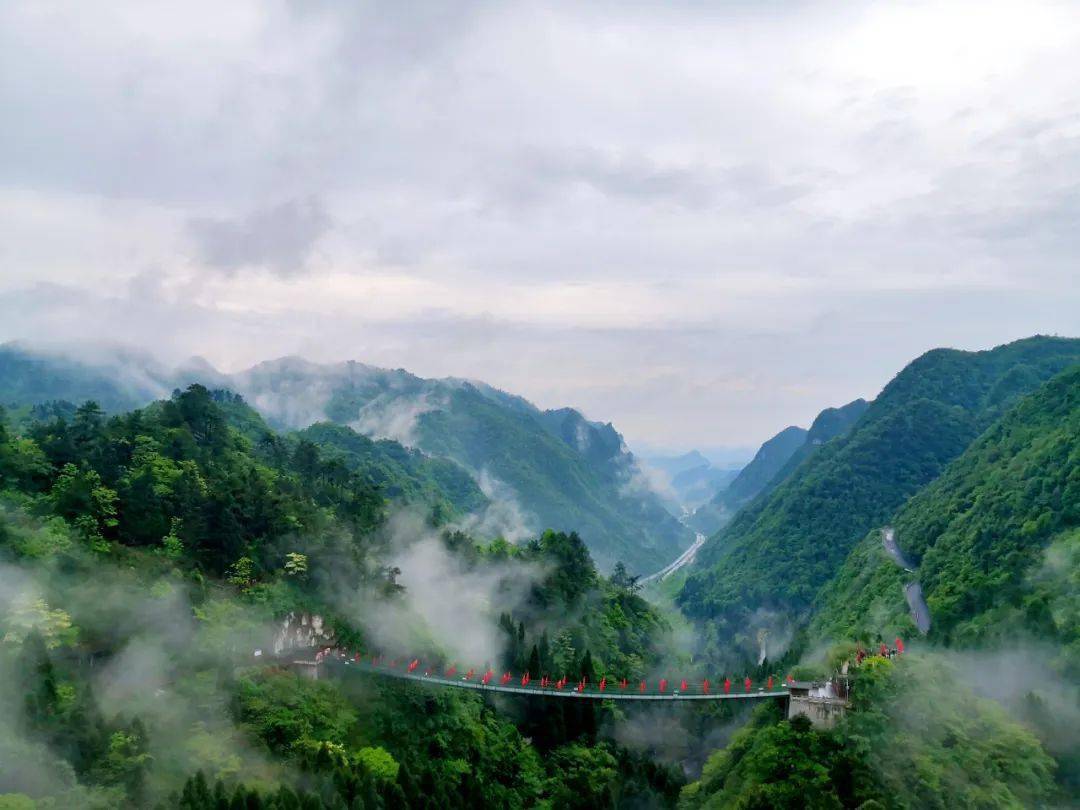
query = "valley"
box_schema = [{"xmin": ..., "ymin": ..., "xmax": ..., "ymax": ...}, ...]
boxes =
[{"xmin": 1, "ymin": 335, "xmax": 1077, "ymax": 809}]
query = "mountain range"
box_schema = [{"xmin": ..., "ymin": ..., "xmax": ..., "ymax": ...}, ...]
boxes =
[
  {"xmin": 678, "ymin": 335, "xmax": 1080, "ymax": 663},
  {"xmin": 0, "ymin": 344, "xmax": 691, "ymax": 572}
]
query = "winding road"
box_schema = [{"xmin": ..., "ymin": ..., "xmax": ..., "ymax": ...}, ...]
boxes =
[{"xmin": 882, "ymin": 527, "xmax": 931, "ymax": 634}]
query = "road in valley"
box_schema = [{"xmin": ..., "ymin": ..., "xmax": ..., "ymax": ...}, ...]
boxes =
[{"xmin": 640, "ymin": 532, "xmax": 707, "ymax": 585}]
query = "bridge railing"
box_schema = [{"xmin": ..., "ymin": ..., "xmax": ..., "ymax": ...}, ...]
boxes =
[{"xmin": 311, "ymin": 649, "xmax": 791, "ymax": 701}]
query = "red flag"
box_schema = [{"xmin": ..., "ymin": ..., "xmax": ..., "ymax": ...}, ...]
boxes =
[
  {"xmin": 767, "ymin": 676, "xmax": 773, "ymax": 689},
  {"xmin": 619, "ymin": 678, "xmax": 628, "ymax": 690},
  {"xmin": 702, "ymin": 679, "xmax": 710, "ymax": 695},
  {"xmin": 659, "ymin": 678, "xmax": 668, "ymax": 692},
  {"xmin": 481, "ymin": 671, "xmax": 492, "ymax": 685},
  {"xmin": 787, "ymin": 674, "xmax": 794, "ymax": 684},
  {"xmin": 680, "ymin": 679, "xmax": 688, "ymax": 692},
  {"xmin": 521, "ymin": 672, "xmax": 530, "ymax": 686},
  {"xmin": 465, "ymin": 668, "xmax": 475, "ymax": 680},
  {"xmin": 879, "ymin": 642, "xmax": 888, "ymax": 657},
  {"xmin": 723, "ymin": 678, "xmax": 731, "ymax": 695},
  {"xmin": 895, "ymin": 637, "xmax": 904, "ymax": 654},
  {"xmin": 407, "ymin": 659, "xmax": 419, "ymax": 672},
  {"xmin": 639, "ymin": 680, "xmax": 646, "ymax": 693},
  {"xmin": 744, "ymin": 677, "xmax": 752, "ymax": 692},
  {"xmin": 576, "ymin": 679, "xmax": 585, "ymax": 692},
  {"xmin": 446, "ymin": 665, "xmax": 456, "ymax": 677},
  {"xmin": 599, "ymin": 677, "xmax": 607, "ymax": 692}
]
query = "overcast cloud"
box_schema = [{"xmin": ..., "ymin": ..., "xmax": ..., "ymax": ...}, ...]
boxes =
[{"xmin": 1, "ymin": 0, "xmax": 1079, "ymax": 449}]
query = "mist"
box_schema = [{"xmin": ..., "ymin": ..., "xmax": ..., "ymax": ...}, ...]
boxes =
[{"xmin": 333, "ymin": 509, "xmax": 548, "ymax": 667}]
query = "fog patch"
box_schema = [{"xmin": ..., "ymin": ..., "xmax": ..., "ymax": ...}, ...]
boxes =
[
  {"xmin": 453, "ymin": 469, "xmax": 536, "ymax": 543},
  {"xmin": 748, "ymin": 608, "xmax": 795, "ymax": 666},
  {"xmin": 341, "ymin": 510, "xmax": 547, "ymax": 666},
  {"xmin": 350, "ymin": 391, "xmax": 444, "ymax": 447},
  {"xmin": 606, "ymin": 703, "xmax": 755, "ymax": 779},
  {"xmin": 0, "ymin": 554, "xmax": 289, "ymax": 803},
  {"xmin": 627, "ymin": 458, "xmax": 680, "ymax": 507}
]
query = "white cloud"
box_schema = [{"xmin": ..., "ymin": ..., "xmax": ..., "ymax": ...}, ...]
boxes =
[{"xmin": 1, "ymin": 0, "xmax": 1079, "ymax": 447}]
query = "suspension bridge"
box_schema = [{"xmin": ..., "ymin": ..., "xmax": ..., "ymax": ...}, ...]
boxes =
[{"xmin": 312, "ymin": 649, "xmax": 792, "ymax": 702}]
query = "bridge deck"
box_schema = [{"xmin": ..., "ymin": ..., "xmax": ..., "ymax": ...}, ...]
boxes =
[{"xmin": 327, "ymin": 660, "xmax": 788, "ymax": 701}]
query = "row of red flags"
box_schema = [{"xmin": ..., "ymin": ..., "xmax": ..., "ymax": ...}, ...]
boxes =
[{"xmin": 316, "ymin": 636, "xmax": 904, "ymax": 692}]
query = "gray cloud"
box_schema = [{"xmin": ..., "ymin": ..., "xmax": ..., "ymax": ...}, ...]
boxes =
[
  {"xmin": 1, "ymin": 1, "xmax": 1079, "ymax": 449},
  {"xmin": 188, "ymin": 197, "xmax": 330, "ymax": 275}
]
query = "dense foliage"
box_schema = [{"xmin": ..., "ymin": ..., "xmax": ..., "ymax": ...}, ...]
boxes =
[
  {"xmin": 813, "ymin": 365, "xmax": 1080, "ymax": 650},
  {"xmin": 680, "ymin": 655, "xmax": 1056, "ymax": 809},
  {"xmin": 0, "ymin": 389, "xmax": 684, "ymax": 808},
  {"xmin": 679, "ymin": 337, "xmax": 1080, "ymax": 662},
  {"xmin": 414, "ymin": 385, "xmax": 691, "ymax": 572},
  {"xmin": 0, "ymin": 345, "xmax": 693, "ymax": 574},
  {"xmin": 690, "ymin": 400, "xmax": 867, "ymax": 535},
  {"xmin": 296, "ymin": 421, "xmax": 487, "ymax": 520}
]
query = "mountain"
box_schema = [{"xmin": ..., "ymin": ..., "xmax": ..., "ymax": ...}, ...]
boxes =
[
  {"xmin": 296, "ymin": 421, "xmax": 488, "ymax": 519},
  {"xmin": 220, "ymin": 359, "xmax": 692, "ymax": 572},
  {"xmin": 670, "ymin": 464, "xmax": 740, "ymax": 510},
  {"xmin": 642, "ymin": 450, "xmax": 714, "ymax": 479},
  {"xmin": 812, "ymin": 363, "xmax": 1080, "ymax": 657},
  {"xmin": 0, "ymin": 343, "xmax": 166, "ymax": 412},
  {"xmin": 0, "ymin": 345, "xmax": 691, "ymax": 572},
  {"xmin": 640, "ymin": 450, "xmax": 742, "ymax": 512},
  {"xmin": 678, "ymin": 336, "xmax": 1080, "ymax": 659},
  {"xmin": 767, "ymin": 399, "xmax": 869, "ymax": 487},
  {"xmin": 689, "ymin": 399, "xmax": 870, "ymax": 535},
  {"xmin": 687, "ymin": 426, "xmax": 807, "ymax": 533}
]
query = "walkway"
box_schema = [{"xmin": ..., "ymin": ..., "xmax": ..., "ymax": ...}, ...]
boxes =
[{"xmin": 323, "ymin": 656, "xmax": 788, "ymax": 702}]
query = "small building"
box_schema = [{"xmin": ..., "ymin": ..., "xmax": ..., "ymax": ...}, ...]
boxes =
[
  {"xmin": 786, "ymin": 679, "xmax": 848, "ymax": 729},
  {"xmin": 291, "ymin": 660, "xmax": 321, "ymax": 681}
]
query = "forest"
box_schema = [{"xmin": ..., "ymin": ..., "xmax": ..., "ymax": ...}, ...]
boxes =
[
  {"xmin": 2, "ymin": 338, "xmax": 1079, "ymax": 809},
  {"xmin": 0, "ymin": 386, "xmax": 688, "ymax": 808}
]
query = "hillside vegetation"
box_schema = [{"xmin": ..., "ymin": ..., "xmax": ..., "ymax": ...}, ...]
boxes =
[
  {"xmin": 0, "ymin": 345, "xmax": 692, "ymax": 574},
  {"xmin": 680, "ymin": 654, "xmax": 1055, "ymax": 809},
  {"xmin": 813, "ymin": 364, "xmax": 1080, "ymax": 660},
  {"xmin": 689, "ymin": 400, "xmax": 866, "ymax": 536},
  {"xmin": 0, "ymin": 387, "xmax": 684, "ymax": 808},
  {"xmin": 678, "ymin": 337, "xmax": 1080, "ymax": 660}
]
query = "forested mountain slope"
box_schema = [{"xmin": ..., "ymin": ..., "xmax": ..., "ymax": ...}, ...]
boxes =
[
  {"xmin": 812, "ymin": 364, "xmax": 1080, "ymax": 659},
  {"xmin": 678, "ymin": 336, "xmax": 1080, "ymax": 658},
  {"xmin": 234, "ymin": 359, "xmax": 691, "ymax": 572},
  {"xmin": 0, "ymin": 346, "xmax": 691, "ymax": 573},
  {"xmin": 0, "ymin": 388, "xmax": 685, "ymax": 808},
  {"xmin": 688, "ymin": 399, "xmax": 867, "ymax": 535},
  {"xmin": 680, "ymin": 653, "xmax": 1057, "ymax": 809},
  {"xmin": 687, "ymin": 425, "xmax": 806, "ymax": 534},
  {"xmin": 296, "ymin": 422, "xmax": 487, "ymax": 520},
  {"xmin": 766, "ymin": 398, "xmax": 869, "ymax": 493},
  {"xmin": 0, "ymin": 344, "xmax": 162, "ymax": 412}
]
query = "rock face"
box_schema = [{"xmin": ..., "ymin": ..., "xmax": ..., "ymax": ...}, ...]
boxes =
[{"xmin": 272, "ymin": 612, "xmax": 334, "ymax": 656}]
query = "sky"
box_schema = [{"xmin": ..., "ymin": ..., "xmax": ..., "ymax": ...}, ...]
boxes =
[{"xmin": 2, "ymin": 0, "xmax": 1079, "ymax": 450}]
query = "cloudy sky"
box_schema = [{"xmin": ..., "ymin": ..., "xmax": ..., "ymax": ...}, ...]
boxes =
[{"xmin": 2, "ymin": 1, "xmax": 1079, "ymax": 450}]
